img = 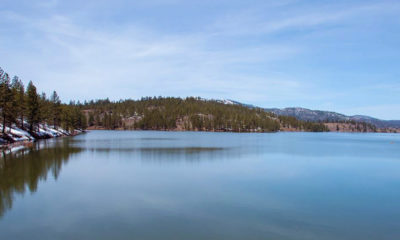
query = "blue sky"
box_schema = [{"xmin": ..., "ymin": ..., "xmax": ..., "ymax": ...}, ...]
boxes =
[{"xmin": 1, "ymin": 0, "xmax": 399, "ymax": 119}]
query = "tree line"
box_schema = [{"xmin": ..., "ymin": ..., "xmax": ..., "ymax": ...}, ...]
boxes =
[
  {"xmin": 277, "ymin": 115, "xmax": 329, "ymax": 132},
  {"xmin": 0, "ymin": 67, "xmax": 87, "ymax": 138},
  {"xmin": 81, "ymin": 97, "xmax": 329, "ymax": 132}
]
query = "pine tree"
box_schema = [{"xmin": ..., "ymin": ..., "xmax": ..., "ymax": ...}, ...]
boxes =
[
  {"xmin": 50, "ymin": 91, "xmax": 62, "ymax": 129},
  {"xmin": 0, "ymin": 73, "xmax": 14, "ymax": 133},
  {"xmin": 61, "ymin": 105, "xmax": 72, "ymax": 131},
  {"xmin": 26, "ymin": 81, "xmax": 40, "ymax": 132},
  {"xmin": 11, "ymin": 77, "xmax": 25, "ymax": 129},
  {"xmin": 39, "ymin": 92, "xmax": 51, "ymax": 124},
  {"xmin": 9, "ymin": 76, "xmax": 21, "ymax": 127}
]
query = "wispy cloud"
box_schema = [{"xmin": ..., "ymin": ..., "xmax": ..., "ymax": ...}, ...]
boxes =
[
  {"xmin": 0, "ymin": 0, "xmax": 399, "ymax": 119},
  {"xmin": 0, "ymin": 9, "xmax": 303, "ymax": 101},
  {"xmin": 209, "ymin": 1, "xmax": 400, "ymax": 36}
]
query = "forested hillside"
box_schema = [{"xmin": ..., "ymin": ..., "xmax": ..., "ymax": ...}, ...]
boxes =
[{"xmin": 81, "ymin": 97, "xmax": 328, "ymax": 132}]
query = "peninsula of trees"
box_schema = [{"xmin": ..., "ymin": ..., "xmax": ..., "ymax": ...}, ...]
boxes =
[{"xmin": 0, "ymin": 67, "xmax": 86, "ymax": 145}]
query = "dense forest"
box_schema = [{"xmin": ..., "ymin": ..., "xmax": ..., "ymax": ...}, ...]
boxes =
[
  {"xmin": 80, "ymin": 97, "xmax": 329, "ymax": 132},
  {"xmin": 0, "ymin": 67, "xmax": 87, "ymax": 140}
]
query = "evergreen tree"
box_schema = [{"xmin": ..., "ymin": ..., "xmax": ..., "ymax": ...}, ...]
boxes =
[
  {"xmin": 26, "ymin": 81, "xmax": 40, "ymax": 132},
  {"xmin": 39, "ymin": 92, "xmax": 51, "ymax": 124},
  {"xmin": 0, "ymin": 73, "xmax": 14, "ymax": 133},
  {"xmin": 11, "ymin": 77, "xmax": 25, "ymax": 129},
  {"xmin": 50, "ymin": 91, "xmax": 62, "ymax": 129},
  {"xmin": 9, "ymin": 76, "xmax": 21, "ymax": 127}
]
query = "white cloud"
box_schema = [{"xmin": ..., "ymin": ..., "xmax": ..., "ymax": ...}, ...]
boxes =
[
  {"xmin": 0, "ymin": 10, "xmax": 303, "ymax": 102},
  {"xmin": 209, "ymin": 1, "xmax": 400, "ymax": 37},
  {"xmin": 0, "ymin": 0, "xmax": 399, "ymax": 119}
]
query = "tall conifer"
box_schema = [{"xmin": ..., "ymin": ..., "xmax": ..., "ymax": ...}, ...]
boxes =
[
  {"xmin": 26, "ymin": 81, "xmax": 40, "ymax": 132},
  {"xmin": 0, "ymin": 73, "xmax": 13, "ymax": 133}
]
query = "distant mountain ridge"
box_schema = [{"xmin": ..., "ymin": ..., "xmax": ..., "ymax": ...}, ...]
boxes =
[
  {"xmin": 220, "ymin": 99, "xmax": 400, "ymax": 128},
  {"xmin": 264, "ymin": 107, "xmax": 400, "ymax": 128}
]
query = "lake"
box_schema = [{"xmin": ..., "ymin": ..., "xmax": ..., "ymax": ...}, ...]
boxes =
[{"xmin": 0, "ymin": 131, "xmax": 399, "ymax": 240}]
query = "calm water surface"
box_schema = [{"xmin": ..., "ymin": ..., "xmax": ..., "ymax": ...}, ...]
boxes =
[{"xmin": 0, "ymin": 131, "xmax": 399, "ymax": 240}]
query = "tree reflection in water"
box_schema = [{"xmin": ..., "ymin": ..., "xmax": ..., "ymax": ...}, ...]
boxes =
[{"xmin": 0, "ymin": 138, "xmax": 82, "ymax": 218}]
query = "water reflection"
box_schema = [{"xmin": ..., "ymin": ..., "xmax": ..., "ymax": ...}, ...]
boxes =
[
  {"xmin": 0, "ymin": 138, "xmax": 82, "ymax": 218},
  {"xmin": 86, "ymin": 146, "xmax": 238, "ymax": 163},
  {"xmin": 78, "ymin": 131, "xmax": 247, "ymax": 163}
]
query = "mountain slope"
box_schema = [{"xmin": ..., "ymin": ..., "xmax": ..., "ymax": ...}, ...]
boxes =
[
  {"xmin": 264, "ymin": 107, "xmax": 400, "ymax": 128},
  {"xmin": 215, "ymin": 99, "xmax": 400, "ymax": 128}
]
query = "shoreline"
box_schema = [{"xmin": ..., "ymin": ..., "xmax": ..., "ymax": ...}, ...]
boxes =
[
  {"xmin": 86, "ymin": 128, "xmax": 399, "ymax": 133},
  {"xmin": 0, "ymin": 130, "xmax": 85, "ymax": 155}
]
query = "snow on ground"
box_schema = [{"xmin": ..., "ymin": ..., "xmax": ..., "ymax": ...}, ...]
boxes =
[
  {"xmin": 0, "ymin": 124, "xmax": 33, "ymax": 142},
  {"xmin": 221, "ymin": 99, "xmax": 235, "ymax": 105},
  {"xmin": 38, "ymin": 125, "xmax": 56, "ymax": 137},
  {"xmin": 10, "ymin": 126, "xmax": 34, "ymax": 140},
  {"xmin": 0, "ymin": 123, "xmax": 75, "ymax": 147},
  {"xmin": 10, "ymin": 145, "xmax": 26, "ymax": 153}
]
